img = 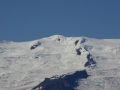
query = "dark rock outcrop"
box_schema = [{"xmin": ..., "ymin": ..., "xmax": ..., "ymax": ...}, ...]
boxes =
[
  {"xmin": 76, "ymin": 48, "xmax": 82, "ymax": 55},
  {"xmin": 83, "ymin": 45, "xmax": 93, "ymax": 51},
  {"xmin": 74, "ymin": 40, "xmax": 79, "ymax": 46},
  {"xmin": 57, "ymin": 38, "xmax": 60, "ymax": 41},
  {"xmin": 30, "ymin": 41, "xmax": 41, "ymax": 50},
  {"xmin": 80, "ymin": 38, "xmax": 86, "ymax": 44},
  {"xmin": 84, "ymin": 53, "xmax": 96, "ymax": 67},
  {"xmin": 31, "ymin": 70, "xmax": 89, "ymax": 90}
]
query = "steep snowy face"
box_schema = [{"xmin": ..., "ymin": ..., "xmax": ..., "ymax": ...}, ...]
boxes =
[
  {"xmin": 0, "ymin": 35, "xmax": 120, "ymax": 90},
  {"xmin": 76, "ymin": 39, "xmax": 120, "ymax": 90}
]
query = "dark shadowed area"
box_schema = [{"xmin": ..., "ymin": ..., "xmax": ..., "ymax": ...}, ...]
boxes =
[{"xmin": 32, "ymin": 70, "xmax": 89, "ymax": 90}]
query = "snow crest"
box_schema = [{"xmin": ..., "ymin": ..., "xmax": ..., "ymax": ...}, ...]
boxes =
[{"xmin": 0, "ymin": 35, "xmax": 120, "ymax": 90}]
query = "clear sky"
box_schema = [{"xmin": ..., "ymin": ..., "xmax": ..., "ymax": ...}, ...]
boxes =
[{"xmin": 0, "ymin": 0, "xmax": 120, "ymax": 42}]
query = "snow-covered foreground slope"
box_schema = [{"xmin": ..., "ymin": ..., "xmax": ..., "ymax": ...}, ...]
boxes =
[{"xmin": 0, "ymin": 35, "xmax": 120, "ymax": 90}]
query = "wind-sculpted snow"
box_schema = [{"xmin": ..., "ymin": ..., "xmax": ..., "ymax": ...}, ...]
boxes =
[
  {"xmin": 83, "ymin": 45, "xmax": 93, "ymax": 51},
  {"xmin": 0, "ymin": 47, "xmax": 5, "ymax": 53},
  {"xmin": 77, "ymin": 66, "xmax": 120, "ymax": 90},
  {"xmin": 0, "ymin": 35, "xmax": 120, "ymax": 90}
]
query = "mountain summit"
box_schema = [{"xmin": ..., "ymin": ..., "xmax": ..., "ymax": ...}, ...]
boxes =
[{"xmin": 0, "ymin": 35, "xmax": 120, "ymax": 90}]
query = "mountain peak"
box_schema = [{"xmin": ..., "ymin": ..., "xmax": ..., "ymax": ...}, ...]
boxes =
[
  {"xmin": 1, "ymin": 35, "xmax": 120, "ymax": 90},
  {"xmin": 48, "ymin": 35, "xmax": 66, "ymax": 41}
]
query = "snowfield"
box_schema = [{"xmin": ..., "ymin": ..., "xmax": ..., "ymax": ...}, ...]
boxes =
[{"xmin": 0, "ymin": 35, "xmax": 120, "ymax": 90}]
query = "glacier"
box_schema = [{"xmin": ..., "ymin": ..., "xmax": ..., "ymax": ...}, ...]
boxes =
[{"xmin": 0, "ymin": 35, "xmax": 120, "ymax": 90}]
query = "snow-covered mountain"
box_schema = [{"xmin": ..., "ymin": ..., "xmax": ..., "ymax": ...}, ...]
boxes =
[{"xmin": 0, "ymin": 35, "xmax": 120, "ymax": 90}]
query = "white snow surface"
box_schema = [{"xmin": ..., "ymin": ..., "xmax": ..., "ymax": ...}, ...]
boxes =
[{"xmin": 0, "ymin": 35, "xmax": 120, "ymax": 90}]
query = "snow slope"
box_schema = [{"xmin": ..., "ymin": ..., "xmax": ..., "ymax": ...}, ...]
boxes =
[{"xmin": 0, "ymin": 35, "xmax": 120, "ymax": 90}]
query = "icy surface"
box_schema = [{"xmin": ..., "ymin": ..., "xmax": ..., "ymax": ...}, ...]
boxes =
[{"xmin": 0, "ymin": 35, "xmax": 120, "ymax": 90}]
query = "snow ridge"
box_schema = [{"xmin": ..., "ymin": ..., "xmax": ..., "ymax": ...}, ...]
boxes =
[{"xmin": 0, "ymin": 35, "xmax": 120, "ymax": 90}]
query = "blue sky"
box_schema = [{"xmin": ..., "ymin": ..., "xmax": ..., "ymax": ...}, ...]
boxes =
[{"xmin": 0, "ymin": 0, "xmax": 120, "ymax": 42}]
